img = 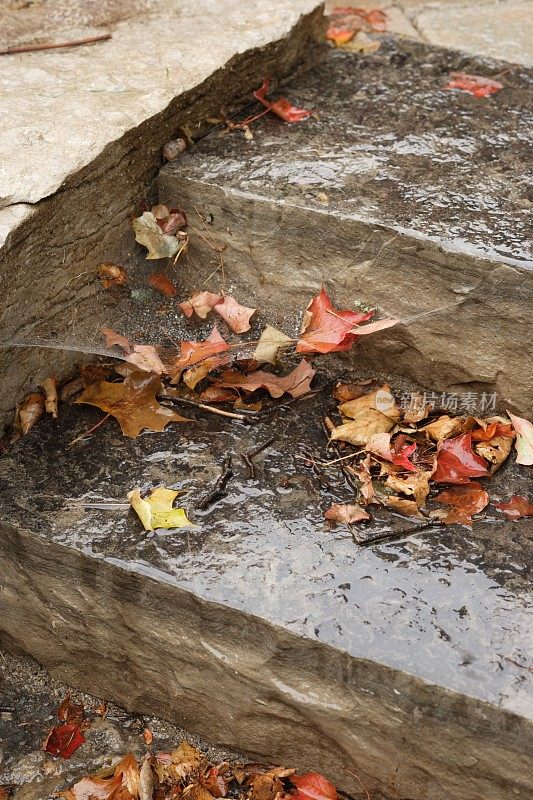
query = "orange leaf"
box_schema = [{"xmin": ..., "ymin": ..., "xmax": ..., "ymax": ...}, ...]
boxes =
[
  {"xmin": 101, "ymin": 327, "xmax": 132, "ymax": 354},
  {"xmin": 291, "ymin": 772, "xmax": 338, "ymax": 800},
  {"xmin": 98, "ymin": 262, "xmax": 128, "ymax": 288},
  {"xmin": 75, "ymin": 371, "xmax": 190, "ymax": 437},
  {"xmin": 445, "ymin": 72, "xmax": 503, "ymax": 98},
  {"xmin": 57, "ymin": 695, "xmax": 84, "ymax": 727},
  {"xmin": 216, "ymin": 359, "xmax": 315, "ymax": 399},
  {"xmin": 143, "ymin": 728, "xmax": 153, "ymax": 745},
  {"xmin": 296, "ymin": 288, "xmax": 373, "ymax": 354},
  {"xmin": 435, "ymin": 482, "xmax": 489, "ymax": 526},
  {"xmin": 179, "ymin": 291, "xmax": 223, "ymax": 319},
  {"xmin": 254, "ymin": 79, "xmax": 311, "ymax": 123},
  {"xmin": 173, "ymin": 326, "xmax": 230, "ymax": 371},
  {"xmin": 148, "ymin": 272, "xmax": 177, "ymax": 298},
  {"xmin": 213, "ymin": 295, "xmax": 257, "ymax": 333}
]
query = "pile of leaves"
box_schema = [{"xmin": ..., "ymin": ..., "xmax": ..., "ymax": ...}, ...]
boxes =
[{"xmin": 321, "ymin": 382, "xmax": 533, "ymax": 528}]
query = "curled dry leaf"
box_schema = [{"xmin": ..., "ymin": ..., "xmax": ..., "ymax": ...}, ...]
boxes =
[
  {"xmin": 325, "ymin": 502, "xmax": 370, "ymax": 524},
  {"xmin": 382, "ymin": 495, "xmax": 424, "ymax": 518},
  {"xmin": 494, "ymin": 495, "xmax": 533, "ymax": 520},
  {"xmin": 139, "ymin": 755, "xmax": 155, "ymax": 800},
  {"xmin": 254, "ymin": 78, "xmax": 311, "ymax": 123},
  {"xmin": 101, "ymin": 327, "xmax": 132, "ymax": 354},
  {"xmin": 366, "ymin": 432, "xmax": 417, "ymax": 472},
  {"xmin": 296, "ymin": 288, "xmax": 373, "ymax": 355},
  {"xmin": 331, "ymin": 385, "xmax": 400, "ymax": 446},
  {"xmin": 420, "ymin": 415, "xmax": 462, "ymax": 442},
  {"xmin": 126, "ymin": 345, "xmax": 167, "ymax": 375},
  {"xmin": 253, "ymin": 325, "xmax": 292, "ymax": 364},
  {"xmin": 152, "ymin": 204, "xmax": 187, "ymax": 235},
  {"xmin": 432, "ymin": 433, "xmax": 489, "ymax": 484},
  {"xmin": 133, "ymin": 211, "xmax": 185, "ymax": 260},
  {"xmin": 203, "ymin": 767, "xmax": 228, "ymax": 798},
  {"xmin": 16, "ymin": 392, "xmax": 45, "ymax": 434},
  {"xmin": 213, "ymin": 295, "xmax": 257, "ymax": 334},
  {"xmin": 57, "ymin": 695, "xmax": 85, "ymax": 727},
  {"xmin": 179, "ymin": 291, "xmax": 223, "ymax": 319},
  {"xmin": 216, "ymin": 359, "xmax": 315, "ymax": 399},
  {"xmin": 148, "ymin": 272, "xmax": 177, "ymax": 298},
  {"xmin": 434, "ymin": 483, "xmax": 489, "ymax": 526},
  {"xmin": 143, "ymin": 728, "xmax": 153, "ymax": 746},
  {"xmin": 403, "ymin": 393, "xmax": 431, "ymax": 424},
  {"xmin": 98, "ymin": 262, "xmax": 128, "ymax": 288},
  {"xmin": 248, "ymin": 772, "xmax": 283, "ymax": 800},
  {"xmin": 445, "ymin": 72, "xmax": 503, "ymax": 98},
  {"xmin": 474, "ymin": 435, "xmax": 513, "ymax": 473},
  {"xmin": 75, "ymin": 371, "xmax": 190, "ymax": 437},
  {"xmin": 385, "ymin": 471, "xmax": 431, "ymax": 507},
  {"xmin": 128, "ymin": 486, "xmax": 195, "ymax": 531},
  {"xmin": 507, "ymin": 411, "xmax": 533, "ymax": 466}
]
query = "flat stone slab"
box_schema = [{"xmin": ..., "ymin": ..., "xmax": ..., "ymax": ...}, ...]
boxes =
[
  {"xmin": 1, "ymin": 389, "xmax": 531, "ymax": 799},
  {"xmin": 158, "ymin": 37, "xmax": 533, "ymax": 415}
]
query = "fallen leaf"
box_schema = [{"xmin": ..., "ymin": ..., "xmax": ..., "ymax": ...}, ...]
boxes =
[
  {"xmin": 353, "ymin": 452, "xmax": 375, "ymax": 503},
  {"xmin": 213, "ymin": 295, "xmax": 257, "ymax": 333},
  {"xmin": 16, "ymin": 392, "xmax": 45, "ymax": 434},
  {"xmin": 179, "ymin": 291, "xmax": 223, "ymax": 319},
  {"xmin": 403, "ymin": 393, "xmax": 431, "ymax": 424},
  {"xmin": 332, "ymin": 380, "xmax": 373, "ymax": 403},
  {"xmin": 199, "ymin": 386, "xmax": 238, "ymax": 403},
  {"xmin": 75, "ymin": 371, "xmax": 189, "ymax": 437},
  {"xmin": 125, "ymin": 344, "xmax": 167, "ymax": 375},
  {"xmin": 326, "ymin": 7, "xmax": 387, "ymax": 46},
  {"xmin": 325, "ymin": 502, "xmax": 370, "ymax": 524},
  {"xmin": 60, "ymin": 774, "xmax": 120, "ymax": 800},
  {"xmin": 139, "ymin": 756, "xmax": 155, "ymax": 800},
  {"xmin": 296, "ymin": 288, "xmax": 373, "ymax": 354},
  {"xmin": 474, "ymin": 435, "xmax": 513, "ymax": 473},
  {"xmin": 173, "ymin": 326, "xmax": 230, "ymax": 372},
  {"xmin": 385, "ymin": 471, "xmax": 431, "ymax": 507},
  {"xmin": 420, "ymin": 414, "xmax": 462, "ymax": 442},
  {"xmin": 494, "ymin": 495, "xmax": 533, "ymax": 520},
  {"xmin": 434, "ymin": 483, "xmax": 489, "ymax": 526},
  {"xmin": 128, "ymin": 487, "xmax": 195, "ymax": 531},
  {"xmin": 432, "ymin": 433, "xmax": 490, "ymax": 484},
  {"xmin": 445, "ymin": 72, "xmax": 503, "ymax": 98},
  {"xmin": 332, "ymin": 386, "xmax": 400, "ymax": 446},
  {"xmin": 254, "ymin": 78, "xmax": 311, "ymax": 123},
  {"xmin": 203, "ymin": 767, "xmax": 228, "ymax": 798},
  {"xmin": 43, "ymin": 724, "xmax": 85, "ymax": 759},
  {"xmin": 148, "ymin": 272, "xmax": 177, "ymax": 298},
  {"xmin": 507, "ymin": 411, "xmax": 533, "ymax": 465},
  {"xmin": 216, "ymin": 359, "xmax": 315, "ymax": 399},
  {"xmin": 248, "ymin": 773, "xmax": 283, "ymax": 800},
  {"xmin": 143, "ymin": 728, "xmax": 153, "ymax": 746},
  {"xmin": 234, "ymin": 397, "xmax": 263, "ymax": 411},
  {"xmin": 291, "ymin": 771, "xmax": 337, "ymax": 800},
  {"xmin": 340, "ymin": 30, "xmax": 381, "ymax": 54},
  {"xmin": 101, "ymin": 327, "xmax": 132, "ymax": 354},
  {"xmin": 133, "ymin": 211, "xmax": 185, "ymax": 260},
  {"xmin": 57, "ymin": 695, "xmax": 84, "ymax": 727},
  {"xmin": 152, "ymin": 204, "xmax": 187, "ymax": 235},
  {"xmin": 183, "ymin": 356, "xmax": 228, "ymax": 390},
  {"xmin": 98, "ymin": 262, "xmax": 128, "ymax": 289},
  {"xmin": 366, "ymin": 432, "xmax": 417, "ymax": 472},
  {"xmin": 94, "ymin": 701, "xmax": 107, "ymax": 718},
  {"xmin": 349, "ymin": 317, "xmax": 397, "ymax": 335},
  {"xmin": 382, "ymin": 495, "xmax": 424, "ymax": 518},
  {"xmin": 253, "ymin": 325, "xmax": 292, "ymax": 364}
]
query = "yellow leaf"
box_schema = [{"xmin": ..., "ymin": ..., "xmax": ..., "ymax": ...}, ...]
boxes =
[{"xmin": 128, "ymin": 487, "xmax": 196, "ymax": 531}]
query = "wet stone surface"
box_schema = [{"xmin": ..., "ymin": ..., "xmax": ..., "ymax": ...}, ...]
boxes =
[
  {"xmin": 0, "ymin": 387, "xmax": 531, "ymax": 716},
  {"xmin": 163, "ymin": 39, "xmax": 533, "ymax": 267}
]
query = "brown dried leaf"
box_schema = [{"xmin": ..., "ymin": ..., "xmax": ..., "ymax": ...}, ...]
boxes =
[
  {"xmin": 16, "ymin": 392, "xmax": 45, "ymax": 435},
  {"xmin": 474, "ymin": 435, "xmax": 513, "ymax": 473},
  {"xmin": 325, "ymin": 502, "xmax": 370, "ymax": 524},
  {"xmin": 40, "ymin": 377, "xmax": 58, "ymax": 418},
  {"xmin": 248, "ymin": 773, "xmax": 283, "ymax": 800},
  {"xmin": 98, "ymin": 263, "xmax": 128, "ymax": 288},
  {"xmin": 382, "ymin": 495, "xmax": 424, "ymax": 518},
  {"xmin": 385, "ymin": 471, "xmax": 431, "ymax": 507},
  {"xmin": 213, "ymin": 295, "xmax": 257, "ymax": 333},
  {"xmin": 253, "ymin": 325, "xmax": 292, "ymax": 364},
  {"xmin": 420, "ymin": 415, "xmax": 462, "ymax": 442},
  {"xmin": 75, "ymin": 371, "xmax": 190, "ymax": 437}
]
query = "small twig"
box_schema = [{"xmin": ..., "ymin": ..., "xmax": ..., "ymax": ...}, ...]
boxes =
[
  {"xmin": 196, "ymin": 457, "xmax": 234, "ymax": 510},
  {"xmin": 355, "ymin": 521, "xmax": 437, "ymax": 547},
  {"xmin": 241, "ymin": 437, "xmax": 276, "ymax": 478},
  {"xmin": 504, "ymin": 657, "xmax": 533, "ymax": 672},
  {"xmin": 67, "ymin": 413, "xmax": 111, "ymax": 447},
  {"xmin": 164, "ymin": 396, "xmax": 248, "ymax": 421},
  {"xmin": 0, "ymin": 33, "xmax": 112, "ymax": 56},
  {"xmin": 346, "ymin": 769, "xmax": 371, "ymax": 800},
  {"xmin": 320, "ymin": 450, "xmax": 363, "ymax": 467}
]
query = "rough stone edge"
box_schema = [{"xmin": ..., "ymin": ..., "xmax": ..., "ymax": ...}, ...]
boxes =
[
  {"xmin": 157, "ymin": 174, "xmax": 533, "ymax": 416},
  {"xmin": 0, "ymin": 5, "xmax": 325, "ymax": 429},
  {"xmin": 1, "ymin": 521, "xmax": 531, "ymax": 800}
]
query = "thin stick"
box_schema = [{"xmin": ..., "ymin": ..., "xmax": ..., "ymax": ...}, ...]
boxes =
[
  {"xmin": 320, "ymin": 450, "xmax": 363, "ymax": 467},
  {"xmin": 196, "ymin": 457, "xmax": 234, "ymax": 509},
  {"xmin": 1, "ymin": 33, "xmax": 111, "ymax": 56},
  {"xmin": 67, "ymin": 413, "xmax": 111, "ymax": 447},
  {"xmin": 346, "ymin": 768, "xmax": 371, "ymax": 800},
  {"xmin": 164, "ymin": 396, "xmax": 248, "ymax": 421},
  {"xmin": 356, "ymin": 521, "xmax": 437, "ymax": 547}
]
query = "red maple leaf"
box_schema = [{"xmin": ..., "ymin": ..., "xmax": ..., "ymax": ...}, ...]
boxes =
[
  {"xmin": 296, "ymin": 288, "xmax": 374, "ymax": 354},
  {"xmin": 432, "ymin": 433, "xmax": 490, "ymax": 484},
  {"xmin": 43, "ymin": 723, "xmax": 85, "ymax": 759},
  {"xmin": 494, "ymin": 495, "xmax": 533, "ymax": 520},
  {"xmin": 254, "ymin": 79, "xmax": 311, "ymax": 123},
  {"xmin": 216, "ymin": 359, "xmax": 315, "ymax": 399},
  {"xmin": 445, "ymin": 72, "xmax": 503, "ymax": 98},
  {"xmin": 291, "ymin": 772, "xmax": 338, "ymax": 800}
]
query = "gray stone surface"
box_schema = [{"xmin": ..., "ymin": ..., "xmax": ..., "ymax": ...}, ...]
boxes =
[
  {"xmin": 0, "ymin": 395, "xmax": 531, "ymax": 800},
  {"xmin": 0, "ymin": 0, "xmax": 324, "ymax": 427},
  {"xmin": 158, "ymin": 38, "xmax": 533, "ymax": 415}
]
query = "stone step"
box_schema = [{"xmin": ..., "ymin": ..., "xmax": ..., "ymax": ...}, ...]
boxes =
[
  {"xmin": 1, "ymin": 388, "xmax": 531, "ymax": 800},
  {"xmin": 158, "ymin": 36, "xmax": 533, "ymax": 416}
]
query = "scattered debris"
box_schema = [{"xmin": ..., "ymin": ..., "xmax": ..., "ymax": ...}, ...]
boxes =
[
  {"xmin": 326, "ymin": 7, "xmax": 387, "ymax": 48},
  {"xmin": 98, "ymin": 263, "xmax": 128, "ymax": 289},
  {"xmin": 42, "ymin": 695, "xmax": 88, "ymax": 760},
  {"xmin": 253, "ymin": 78, "xmax": 312, "ymax": 123},
  {"xmin": 133, "ymin": 206, "xmax": 188, "ymax": 261},
  {"xmin": 163, "ymin": 138, "xmax": 188, "ymax": 161},
  {"xmin": 445, "ymin": 72, "xmax": 503, "ymax": 97}
]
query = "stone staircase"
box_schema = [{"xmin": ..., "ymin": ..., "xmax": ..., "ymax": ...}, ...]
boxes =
[{"xmin": 1, "ymin": 12, "xmax": 532, "ymax": 800}]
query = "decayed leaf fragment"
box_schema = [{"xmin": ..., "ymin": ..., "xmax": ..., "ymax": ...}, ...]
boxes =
[
  {"xmin": 253, "ymin": 325, "xmax": 292, "ymax": 364},
  {"xmin": 434, "ymin": 482, "xmax": 489, "ymax": 526},
  {"xmin": 254, "ymin": 78, "xmax": 311, "ymax": 123},
  {"xmin": 385, "ymin": 471, "xmax": 431, "ymax": 507},
  {"xmin": 474, "ymin": 434, "xmax": 513, "ymax": 473},
  {"xmin": 216, "ymin": 359, "xmax": 315, "ymax": 399},
  {"xmin": 296, "ymin": 288, "xmax": 373, "ymax": 354},
  {"xmin": 98, "ymin": 262, "xmax": 128, "ymax": 288},
  {"xmin": 382, "ymin": 495, "xmax": 424, "ymax": 518},
  {"xmin": 16, "ymin": 392, "xmax": 45, "ymax": 434},
  {"xmin": 507, "ymin": 411, "xmax": 533, "ymax": 465},
  {"xmin": 445, "ymin": 72, "xmax": 503, "ymax": 98},
  {"xmin": 331, "ymin": 385, "xmax": 400, "ymax": 446},
  {"xmin": 75, "ymin": 371, "xmax": 189, "ymax": 437},
  {"xmin": 133, "ymin": 211, "xmax": 185, "ymax": 260},
  {"xmin": 494, "ymin": 495, "xmax": 533, "ymax": 520},
  {"xmin": 325, "ymin": 502, "xmax": 370, "ymax": 524},
  {"xmin": 128, "ymin": 486, "xmax": 195, "ymax": 531},
  {"xmin": 432, "ymin": 433, "xmax": 489, "ymax": 484}
]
